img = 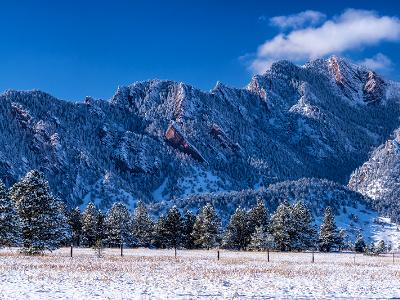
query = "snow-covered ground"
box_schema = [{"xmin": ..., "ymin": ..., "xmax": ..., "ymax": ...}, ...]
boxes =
[{"xmin": 0, "ymin": 248, "xmax": 399, "ymax": 299}]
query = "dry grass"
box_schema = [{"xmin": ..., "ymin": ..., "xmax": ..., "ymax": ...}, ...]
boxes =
[{"xmin": 0, "ymin": 248, "xmax": 399, "ymax": 299}]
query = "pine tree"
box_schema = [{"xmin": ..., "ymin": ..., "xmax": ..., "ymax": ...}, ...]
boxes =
[
  {"xmin": 0, "ymin": 180, "xmax": 21, "ymax": 247},
  {"xmin": 56, "ymin": 201, "xmax": 72, "ymax": 246},
  {"xmin": 318, "ymin": 207, "xmax": 339, "ymax": 252},
  {"xmin": 182, "ymin": 209, "xmax": 196, "ymax": 249},
  {"xmin": 104, "ymin": 202, "xmax": 132, "ymax": 247},
  {"xmin": 367, "ymin": 241, "xmax": 376, "ymax": 255},
  {"xmin": 292, "ymin": 202, "xmax": 316, "ymax": 250},
  {"xmin": 248, "ymin": 198, "xmax": 269, "ymax": 234},
  {"xmin": 131, "ymin": 201, "xmax": 154, "ymax": 247},
  {"xmin": 154, "ymin": 214, "xmax": 168, "ymax": 248},
  {"xmin": 81, "ymin": 202, "xmax": 100, "ymax": 247},
  {"xmin": 248, "ymin": 225, "xmax": 275, "ymax": 251},
  {"xmin": 96, "ymin": 210, "xmax": 106, "ymax": 243},
  {"xmin": 161, "ymin": 206, "xmax": 183, "ymax": 250},
  {"xmin": 249, "ymin": 198, "xmax": 269, "ymax": 227},
  {"xmin": 354, "ymin": 234, "xmax": 366, "ymax": 253},
  {"xmin": 192, "ymin": 203, "xmax": 220, "ymax": 249},
  {"xmin": 337, "ymin": 229, "xmax": 347, "ymax": 251},
  {"xmin": 68, "ymin": 207, "xmax": 82, "ymax": 246},
  {"xmin": 270, "ymin": 201, "xmax": 293, "ymax": 251},
  {"xmin": 222, "ymin": 207, "xmax": 252, "ymax": 250},
  {"xmin": 10, "ymin": 170, "xmax": 69, "ymax": 254},
  {"xmin": 376, "ymin": 240, "xmax": 386, "ymax": 254}
]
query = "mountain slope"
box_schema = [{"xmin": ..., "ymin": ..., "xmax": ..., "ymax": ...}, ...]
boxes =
[
  {"xmin": 0, "ymin": 56, "xmax": 399, "ymax": 211},
  {"xmin": 349, "ymin": 130, "xmax": 400, "ymax": 222},
  {"xmin": 170, "ymin": 178, "xmax": 400, "ymax": 246}
]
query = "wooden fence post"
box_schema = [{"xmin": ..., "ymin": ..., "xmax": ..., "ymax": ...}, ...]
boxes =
[
  {"xmin": 174, "ymin": 247, "xmax": 177, "ymax": 258},
  {"xmin": 393, "ymin": 252, "xmax": 395, "ymax": 264},
  {"xmin": 120, "ymin": 243, "xmax": 123, "ymax": 257},
  {"xmin": 70, "ymin": 244, "xmax": 73, "ymax": 258},
  {"xmin": 217, "ymin": 250, "xmax": 220, "ymax": 260},
  {"xmin": 267, "ymin": 248, "xmax": 270, "ymax": 262},
  {"xmin": 311, "ymin": 251, "xmax": 314, "ymax": 263}
]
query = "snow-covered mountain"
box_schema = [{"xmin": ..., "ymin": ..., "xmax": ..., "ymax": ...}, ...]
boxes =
[
  {"xmin": 349, "ymin": 129, "xmax": 400, "ymax": 223},
  {"xmin": 1, "ymin": 56, "xmax": 400, "ymax": 219}
]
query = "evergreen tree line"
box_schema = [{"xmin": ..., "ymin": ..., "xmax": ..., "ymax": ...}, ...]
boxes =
[{"xmin": 0, "ymin": 170, "xmax": 388, "ymax": 254}]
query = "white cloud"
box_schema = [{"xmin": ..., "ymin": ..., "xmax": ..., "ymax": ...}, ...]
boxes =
[
  {"xmin": 270, "ymin": 10, "xmax": 326, "ymax": 30},
  {"xmin": 251, "ymin": 9, "xmax": 400, "ymax": 74},
  {"xmin": 358, "ymin": 53, "xmax": 392, "ymax": 71}
]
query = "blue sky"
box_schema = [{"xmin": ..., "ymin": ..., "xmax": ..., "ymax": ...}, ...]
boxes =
[{"xmin": 1, "ymin": 0, "xmax": 400, "ymax": 101}]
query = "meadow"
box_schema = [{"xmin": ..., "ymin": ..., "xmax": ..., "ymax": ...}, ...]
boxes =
[{"xmin": 0, "ymin": 248, "xmax": 399, "ymax": 299}]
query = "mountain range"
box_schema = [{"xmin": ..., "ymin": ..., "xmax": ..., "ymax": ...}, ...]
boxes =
[{"xmin": 1, "ymin": 55, "xmax": 400, "ymax": 241}]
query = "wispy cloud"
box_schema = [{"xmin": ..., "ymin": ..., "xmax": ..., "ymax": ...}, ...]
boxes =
[
  {"xmin": 269, "ymin": 10, "xmax": 326, "ymax": 30},
  {"xmin": 358, "ymin": 53, "xmax": 392, "ymax": 71},
  {"xmin": 251, "ymin": 9, "xmax": 400, "ymax": 74}
]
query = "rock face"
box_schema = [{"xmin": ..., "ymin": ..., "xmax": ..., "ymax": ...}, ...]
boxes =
[
  {"xmin": 210, "ymin": 124, "xmax": 241, "ymax": 153},
  {"xmin": 363, "ymin": 71, "xmax": 386, "ymax": 104},
  {"xmin": 0, "ymin": 56, "xmax": 399, "ymax": 212},
  {"xmin": 165, "ymin": 123, "xmax": 205, "ymax": 162},
  {"xmin": 326, "ymin": 56, "xmax": 386, "ymax": 104}
]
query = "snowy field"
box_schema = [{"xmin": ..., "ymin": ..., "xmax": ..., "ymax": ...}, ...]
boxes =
[{"xmin": 0, "ymin": 248, "xmax": 399, "ymax": 299}]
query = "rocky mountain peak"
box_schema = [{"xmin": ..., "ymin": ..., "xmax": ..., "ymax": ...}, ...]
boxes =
[
  {"xmin": 328, "ymin": 55, "xmax": 346, "ymax": 84},
  {"xmin": 363, "ymin": 71, "xmax": 386, "ymax": 104}
]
